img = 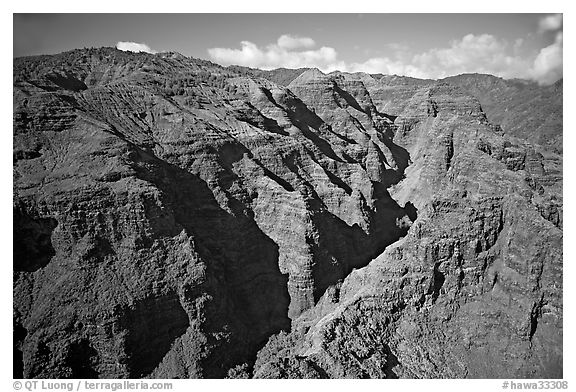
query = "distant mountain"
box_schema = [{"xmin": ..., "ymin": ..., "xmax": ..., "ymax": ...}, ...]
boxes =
[
  {"xmin": 228, "ymin": 65, "xmax": 309, "ymax": 87},
  {"xmin": 442, "ymin": 74, "xmax": 562, "ymax": 153},
  {"xmin": 13, "ymin": 48, "xmax": 562, "ymax": 379},
  {"xmin": 234, "ymin": 66, "xmax": 563, "ymax": 153}
]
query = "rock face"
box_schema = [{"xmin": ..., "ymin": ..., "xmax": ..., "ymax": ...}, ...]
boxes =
[
  {"xmin": 228, "ymin": 65, "xmax": 309, "ymax": 87},
  {"xmin": 13, "ymin": 48, "xmax": 562, "ymax": 379},
  {"xmin": 442, "ymin": 74, "xmax": 563, "ymax": 153},
  {"xmin": 252, "ymin": 79, "xmax": 562, "ymax": 379}
]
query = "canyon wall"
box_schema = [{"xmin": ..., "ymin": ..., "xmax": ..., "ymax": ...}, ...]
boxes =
[{"xmin": 13, "ymin": 48, "xmax": 562, "ymax": 378}]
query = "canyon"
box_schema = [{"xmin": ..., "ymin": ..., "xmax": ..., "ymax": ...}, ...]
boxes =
[{"xmin": 13, "ymin": 48, "xmax": 562, "ymax": 378}]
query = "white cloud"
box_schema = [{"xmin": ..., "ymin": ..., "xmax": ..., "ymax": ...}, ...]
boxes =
[
  {"xmin": 539, "ymin": 14, "xmax": 563, "ymax": 33},
  {"xmin": 531, "ymin": 32, "xmax": 563, "ymax": 85},
  {"xmin": 277, "ymin": 35, "xmax": 315, "ymax": 50},
  {"xmin": 360, "ymin": 34, "xmax": 562, "ymax": 85},
  {"xmin": 208, "ymin": 39, "xmax": 345, "ymax": 72},
  {"xmin": 408, "ymin": 34, "xmax": 531, "ymax": 80},
  {"xmin": 348, "ymin": 57, "xmax": 427, "ymax": 79},
  {"xmin": 116, "ymin": 41, "xmax": 157, "ymax": 54},
  {"xmin": 208, "ymin": 32, "xmax": 562, "ymax": 85},
  {"xmin": 347, "ymin": 34, "xmax": 535, "ymax": 81},
  {"xmin": 350, "ymin": 33, "xmax": 562, "ymax": 85}
]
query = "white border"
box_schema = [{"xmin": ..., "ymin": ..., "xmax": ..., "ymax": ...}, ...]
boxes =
[{"xmin": 3, "ymin": 3, "xmax": 573, "ymax": 390}]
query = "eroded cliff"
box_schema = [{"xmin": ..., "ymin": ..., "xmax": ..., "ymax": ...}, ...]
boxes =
[{"xmin": 13, "ymin": 48, "xmax": 562, "ymax": 379}]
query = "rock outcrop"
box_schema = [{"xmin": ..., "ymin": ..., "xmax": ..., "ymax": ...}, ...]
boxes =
[
  {"xmin": 442, "ymin": 74, "xmax": 563, "ymax": 153},
  {"xmin": 252, "ymin": 78, "xmax": 562, "ymax": 379},
  {"xmin": 13, "ymin": 48, "xmax": 562, "ymax": 379}
]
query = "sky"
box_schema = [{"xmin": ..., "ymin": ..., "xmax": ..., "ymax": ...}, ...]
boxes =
[{"xmin": 13, "ymin": 13, "xmax": 563, "ymax": 85}]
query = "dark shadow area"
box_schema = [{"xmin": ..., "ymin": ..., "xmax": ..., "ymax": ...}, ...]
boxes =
[
  {"xmin": 347, "ymin": 114, "xmax": 367, "ymax": 133},
  {"xmin": 295, "ymin": 178, "xmax": 413, "ymax": 304},
  {"xmin": 529, "ymin": 300, "xmax": 543, "ymax": 342},
  {"xmin": 368, "ymin": 104, "xmax": 412, "ymax": 182},
  {"xmin": 55, "ymin": 93, "xmax": 81, "ymax": 110},
  {"xmin": 13, "ymin": 208, "xmax": 58, "ymax": 272},
  {"xmin": 13, "ymin": 147, "xmax": 42, "ymax": 162},
  {"xmin": 28, "ymin": 341, "xmax": 51, "ymax": 378},
  {"xmin": 382, "ymin": 344, "xmax": 400, "ymax": 379},
  {"xmin": 536, "ymin": 202, "xmax": 561, "ymax": 229},
  {"xmin": 340, "ymin": 151, "xmax": 359, "ymax": 164},
  {"xmin": 233, "ymin": 102, "xmax": 289, "ymax": 136},
  {"xmin": 281, "ymin": 89, "xmax": 359, "ymax": 146},
  {"xmin": 46, "ymin": 71, "xmax": 88, "ymax": 92},
  {"xmin": 85, "ymin": 84, "xmax": 414, "ymax": 376},
  {"xmin": 80, "ymin": 236, "xmax": 115, "ymax": 264},
  {"xmin": 13, "ymin": 320, "xmax": 26, "ymax": 378},
  {"xmin": 302, "ymin": 148, "xmax": 352, "ymax": 196},
  {"xmin": 325, "ymin": 121, "xmax": 359, "ymax": 145},
  {"xmin": 362, "ymin": 182, "xmax": 416, "ymax": 265},
  {"xmin": 372, "ymin": 140, "xmax": 405, "ymax": 187},
  {"xmin": 404, "ymin": 201, "xmax": 418, "ymax": 222},
  {"xmin": 77, "ymin": 90, "xmax": 156, "ymax": 149},
  {"xmin": 428, "ymin": 263, "xmax": 446, "ymax": 302},
  {"xmin": 382, "ymin": 113, "xmax": 398, "ymax": 122},
  {"xmin": 260, "ymin": 87, "xmax": 344, "ymax": 163},
  {"xmin": 293, "ymin": 122, "xmax": 344, "ymax": 163},
  {"xmin": 263, "ymin": 88, "xmax": 324, "ymax": 130},
  {"xmin": 445, "ymin": 133, "xmax": 454, "ymax": 170},
  {"xmin": 65, "ymin": 339, "xmax": 99, "ymax": 378},
  {"xmin": 119, "ymin": 293, "xmax": 189, "ymax": 378},
  {"xmin": 377, "ymin": 125, "xmax": 411, "ymax": 176},
  {"xmin": 332, "ymin": 82, "xmax": 366, "ymax": 114},
  {"xmin": 281, "ymin": 148, "xmax": 418, "ymax": 306},
  {"xmin": 251, "ymin": 157, "xmax": 295, "ymax": 192},
  {"xmin": 322, "ymin": 167, "xmax": 353, "ymax": 195},
  {"xmin": 124, "ymin": 143, "xmax": 291, "ymax": 378},
  {"xmin": 307, "ymin": 359, "xmax": 330, "ymax": 378}
]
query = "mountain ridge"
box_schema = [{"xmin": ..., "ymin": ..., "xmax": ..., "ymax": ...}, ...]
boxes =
[{"xmin": 13, "ymin": 47, "xmax": 562, "ymax": 379}]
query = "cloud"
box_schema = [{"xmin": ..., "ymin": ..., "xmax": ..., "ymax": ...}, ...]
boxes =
[
  {"xmin": 208, "ymin": 38, "xmax": 345, "ymax": 72},
  {"xmin": 539, "ymin": 14, "xmax": 563, "ymax": 33},
  {"xmin": 405, "ymin": 34, "xmax": 531, "ymax": 80},
  {"xmin": 116, "ymin": 41, "xmax": 157, "ymax": 54},
  {"xmin": 350, "ymin": 33, "xmax": 562, "ymax": 85},
  {"xmin": 531, "ymin": 32, "xmax": 563, "ymax": 85},
  {"xmin": 348, "ymin": 57, "xmax": 426, "ymax": 79},
  {"xmin": 208, "ymin": 32, "xmax": 562, "ymax": 85},
  {"xmin": 277, "ymin": 35, "xmax": 316, "ymax": 50},
  {"xmin": 346, "ymin": 34, "xmax": 535, "ymax": 82}
]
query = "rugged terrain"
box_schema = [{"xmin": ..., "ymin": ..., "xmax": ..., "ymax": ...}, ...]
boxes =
[
  {"xmin": 443, "ymin": 74, "xmax": 563, "ymax": 153},
  {"xmin": 13, "ymin": 48, "xmax": 562, "ymax": 379}
]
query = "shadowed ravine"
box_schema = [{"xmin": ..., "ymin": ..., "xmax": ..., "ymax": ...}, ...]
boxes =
[{"xmin": 13, "ymin": 48, "xmax": 562, "ymax": 379}]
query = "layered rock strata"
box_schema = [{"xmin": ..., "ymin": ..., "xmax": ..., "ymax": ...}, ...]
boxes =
[{"xmin": 13, "ymin": 48, "xmax": 562, "ymax": 379}]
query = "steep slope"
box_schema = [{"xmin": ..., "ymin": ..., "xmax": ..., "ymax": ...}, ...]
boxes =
[
  {"xmin": 249, "ymin": 68, "xmax": 562, "ymax": 153},
  {"xmin": 252, "ymin": 78, "xmax": 562, "ymax": 379},
  {"xmin": 228, "ymin": 65, "xmax": 309, "ymax": 87},
  {"xmin": 13, "ymin": 49, "xmax": 562, "ymax": 379},
  {"xmin": 442, "ymin": 74, "xmax": 563, "ymax": 153},
  {"xmin": 13, "ymin": 48, "xmax": 413, "ymax": 378}
]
